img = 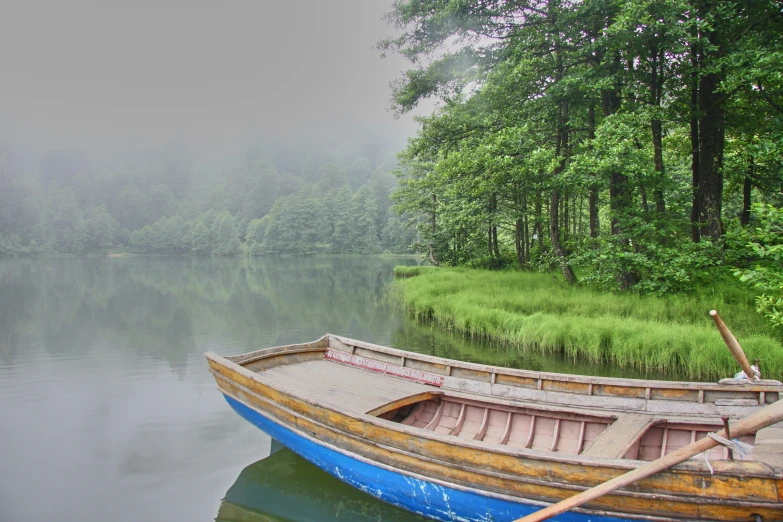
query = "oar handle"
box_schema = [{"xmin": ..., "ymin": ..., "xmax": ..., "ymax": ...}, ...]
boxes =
[
  {"xmin": 514, "ymin": 399, "xmax": 783, "ymax": 522},
  {"xmin": 710, "ymin": 310, "xmax": 755, "ymax": 380}
]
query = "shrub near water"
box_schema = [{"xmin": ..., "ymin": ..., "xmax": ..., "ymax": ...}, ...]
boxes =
[{"xmin": 394, "ymin": 267, "xmax": 783, "ymax": 381}]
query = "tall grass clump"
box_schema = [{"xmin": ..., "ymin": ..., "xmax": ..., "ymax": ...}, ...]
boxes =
[
  {"xmin": 393, "ymin": 266, "xmax": 439, "ymax": 278},
  {"xmin": 394, "ymin": 267, "xmax": 783, "ymax": 381}
]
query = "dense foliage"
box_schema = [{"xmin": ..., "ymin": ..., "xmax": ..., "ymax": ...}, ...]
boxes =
[
  {"xmin": 0, "ymin": 140, "xmax": 416, "ymax": 256},
  {"xmin": 382, "ymin": 0, "xmax": 783, "ymax": 301},
  {"xmin": 732, "ymin": 204, "xmax": 783, "ymax": 328}
]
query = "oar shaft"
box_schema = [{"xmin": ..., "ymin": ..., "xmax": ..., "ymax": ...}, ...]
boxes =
[
  {"xmin": 515, "ymin": 399, "xmax": 783, "ymax": 522},
  {"xmin": 710, "ymin": 310, "xmax": 755, "ymax": 379}
]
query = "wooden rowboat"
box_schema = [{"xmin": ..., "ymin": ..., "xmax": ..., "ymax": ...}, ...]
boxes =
[{"xmin": 206, "ymin": 334, "xmax": 783, "ymax": 522}]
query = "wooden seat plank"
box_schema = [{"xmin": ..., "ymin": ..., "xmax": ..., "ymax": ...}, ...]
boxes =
[{"xmin": 581, "ymin": 413, "xmax": 656, "ymax": 458}]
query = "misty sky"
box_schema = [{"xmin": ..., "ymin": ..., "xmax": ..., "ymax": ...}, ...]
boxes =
[{"xmin": 0, "ymin": 1, "xmax": 423, "ymax": 148}]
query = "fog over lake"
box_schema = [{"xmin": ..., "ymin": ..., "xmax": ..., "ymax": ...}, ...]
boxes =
[{"xmin": 1, "ymin": 0, "xmax": 423, "ymax": 149}]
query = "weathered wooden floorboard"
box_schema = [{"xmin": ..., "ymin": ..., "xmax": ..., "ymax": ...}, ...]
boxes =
[
  {"xmin": 752, "ymin": 421, "xmax": 783, "ymax": 468},
  {"xmin": 258, "ymin": 358, "xmax": 431, "ymax": 414}
]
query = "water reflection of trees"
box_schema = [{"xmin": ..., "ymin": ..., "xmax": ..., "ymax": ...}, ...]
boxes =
[
  {"xmin": 0, "ymin": 257, "xmax": 419, "ymax": 375},
  {"xmin": 0, "ymin": 256, "xmax": 663, "ymax": 379}
]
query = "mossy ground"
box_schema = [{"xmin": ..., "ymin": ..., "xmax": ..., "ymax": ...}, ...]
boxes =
[{"xmin": 393, "ymin": 267, "xmax": 783, "ymax": 381}]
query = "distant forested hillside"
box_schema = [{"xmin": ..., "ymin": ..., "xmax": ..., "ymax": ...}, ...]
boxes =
[{"xmin": 0, "ymin": 139, "xmax": 416, "ymax": 256}]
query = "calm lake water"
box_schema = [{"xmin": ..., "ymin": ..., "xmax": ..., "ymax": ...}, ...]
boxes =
[{"xmin": 0, "ymin": 256, "xmax": 662, "ymax": 522}]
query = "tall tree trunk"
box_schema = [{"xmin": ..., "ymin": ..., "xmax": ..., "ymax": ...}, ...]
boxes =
[
  {"xmin": 563, "ymin": 191, "xmax": 569, "ymax": 248},
  {"xmin": 584, "ymin": 12, "xmax": 606, "ymax": 242},
  {"xmin": 487, "ymin": 226, "xmax": 493, "ymax": 257},
  {"xmin": 551, "ymin": 95, "xmax": 577, "ymax": 284},
  {"xmin": 609, "ymin": 171, "xmax": 632, "ymax": 236},
  {"xmin": 690, "ymin": 36, "xmax": 701, "ymax": 242},
  {"xmin": 588, "ymin": 190, "xmax": 599, "ymax": 238},
  {"xmin": 572, "ymin": 194, "xmax": 577, "ymax": 239},
  {"xmin": 639, "ymin": 182, "xmax": 649, "ymax": 213},
  {"xmin": 428, "ymin": 193, "xmax": 439, "ymax": 266},
  {"xmin": 602, "ymin": 61, "xmax": 636, "ymax": 285},
  {"xmin": 603, "ymin": 85, "xmax": 631, "ymax": 239},
  {"xmin": 698, "ymin": 69, "xmax": 725, "ymax": 241},
  {"xmin": 651, "ymin": 118, "xmax": 666, "ymax": 213},
  {"xmin": 587, "ymin": 100, "xmax": 600, "ymax": 239},
  {"xmin": 550, "ymin": 190, "xmax": 577, "ymax": 284},
  {"xmin": 607, "ymin": 99, "xmax": 640, "ymax": 290},
  {"xmin": 546, "ymin": 0, "xmax": 577, "ymax": 284},
  {"xmin": 533, "ymin": 192, "xmax": 544, "ymax": 252},
  {"xmin": 488, "ymin": 193, "xmax": 500, "ymax": 258},
  {"xmin": 515, "ymin": 218, "xmax": 525, "ymax": 269},
  {"xmin": 650, "ymin": 45, "xmax": 667, "ymax": 214},
  {"xmin": 741, "ymin": 157, "xmax": 753, "ymax": 226},
  {"xmin": 531, "ymin": 222, "xmax": 540, "ymax": 251},
  {"xmin": 696, "ymin": 0, "xmax": 726, "ymax": 243}
]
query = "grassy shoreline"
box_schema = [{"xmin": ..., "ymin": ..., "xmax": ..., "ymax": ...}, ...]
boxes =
[{"xmin": 393, "ymin": 266, "xmax": 783, "ymax": 381}]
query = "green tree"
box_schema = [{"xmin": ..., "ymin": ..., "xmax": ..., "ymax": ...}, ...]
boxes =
[
  {"xmin": 163, "ymin": 216, "xmax": 192, "ymax": 254},
  {"xmin": 242, "ymin": 160, "xmax": 281, "ymax": 221},
  {"xmin": 42, "ymin": 186, "xmax": 83, "ymax": 252},
  {"xmin": 147, "ymin": 184, "xmax": 176, "ymax": 223},
  {"xmin": 245, "ymin": 218, "xmax": 268, "ymax": 256},
  {"xmin": 212, "ymin": 211, "xmax": 241, "ymax": 256},
  {"xmin": 331, "ymin": 186, "xmax": 357, "ymax": 254},
  {"xmin": 383, "ymin": 0, "xmax": 783, "ymax": 292},
  {"xmin": 86, "ymin": 204, "xmax": 118, "ymax": 251},
  {"xmin": 190, "ymin": 211, "xmax": 218, "ymax": 255},
  {"xmin": 352, "ymin": 186, "xmax": 382, "ymax": 254},
  {"xmin": 381, "ymin": 216, "xmax": 414, "ymax": 253},
  {"xmin": 733, "ymin": 204, "xmax": 783, "ymax": 328},
  {"xmin": 112, "ymin": 186, "xmax": 147, "ymax": 233}
]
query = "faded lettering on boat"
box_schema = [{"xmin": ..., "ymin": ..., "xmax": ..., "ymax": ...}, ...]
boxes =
[{"xmin": 325, "ymin": 347, "xmax": 445, "ymax": 387}]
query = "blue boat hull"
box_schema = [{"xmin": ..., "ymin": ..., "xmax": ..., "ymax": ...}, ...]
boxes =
[{"xmin": 223, "ymin": 394, "xmax": 633, "ymax": 522}]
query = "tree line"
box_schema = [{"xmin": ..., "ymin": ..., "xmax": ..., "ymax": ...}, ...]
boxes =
[
  {"xmin": 381, "ymin": 0, "xmax": 782, "ymax": 327},
  {"xmin": 0, "ymin": 141, "xmax": 416, "ymax": 257},
  {"xmin": 382, "ymin": 0, "xmax": 782, "ymax": 291}
]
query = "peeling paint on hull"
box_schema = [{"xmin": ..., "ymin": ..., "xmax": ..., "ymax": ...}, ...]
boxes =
[{"xmin": 224, "ymin": 394, "xmax": 631, "ymax": 522}]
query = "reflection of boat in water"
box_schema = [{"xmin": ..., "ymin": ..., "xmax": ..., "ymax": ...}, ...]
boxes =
[
  {"xmin": 206, "ymin": 334, "xmax": 783, "ymax": 521},
  {"xmin": 215, "ymin": 446, "xmax": 427, "ymax": 522}
]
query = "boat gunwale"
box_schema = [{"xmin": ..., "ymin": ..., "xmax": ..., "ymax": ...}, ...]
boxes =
[
  {"xmin": 214, "ymin": 333, "xmax": 783, "ymax": 393},
  {"xmin": 224, "ymin": 335, "xmax": 330, "ymax": 366},
  {"xmin": 205, "ymin": 349, "xmax": 781, "ymax": 478},
  {"xmin": 331, "ymin": 334, "xmax": 783, "ymax": 391}
]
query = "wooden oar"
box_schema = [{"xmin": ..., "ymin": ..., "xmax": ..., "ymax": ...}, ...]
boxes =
[
  {"xmin": 710, "ymin": 309, "xmax": 756, "ymax": 380},
  {"xmin": 514, "ymin": 398, "xmax": 783, "ymax": 522}
]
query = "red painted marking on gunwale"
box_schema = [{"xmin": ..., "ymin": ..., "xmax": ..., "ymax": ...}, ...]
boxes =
[{"xmin": 325, "ymin": 348, "xmax": 445, "ymax": 387}]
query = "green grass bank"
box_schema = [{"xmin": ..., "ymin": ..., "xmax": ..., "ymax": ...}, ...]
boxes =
[{"xmin": 393, "ymin": 266, "xmax": 783, "ymax": 381}]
